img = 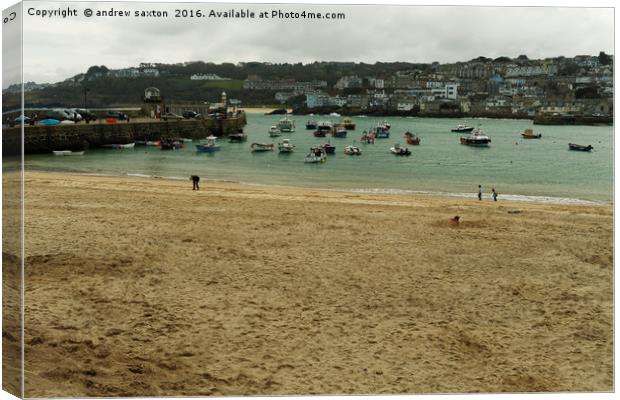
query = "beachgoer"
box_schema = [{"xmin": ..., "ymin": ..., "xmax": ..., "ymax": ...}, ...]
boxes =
[
  {"xmin": 478, "ymin": 185, "xmax": 482, "ymax": 201},
  {"xmin": 190, "ymin": 175, "xmax": 200, "ymax": 190},
  {"xmin": 492, "ymin": 188, "xmax": 498, "ymax": 202},
  {"xmin": 449, "ymin": 215, "xmax": 460, "ymax": 225}
]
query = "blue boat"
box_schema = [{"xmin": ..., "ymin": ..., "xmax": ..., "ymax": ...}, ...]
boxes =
[
  {"xmin": 373, "ymin": 125, "xmax": 390, "ymax": 138},
  {"xmin": 333, "ymin": 127, "xmax": 347, "ymax": 138},
  {"xmin": 196, "ymin": 136, "xmax": 221, "ymax": 153},
  {"xmin": 306, "ymin": 120, "xmax": 317, "ymax": 130}
]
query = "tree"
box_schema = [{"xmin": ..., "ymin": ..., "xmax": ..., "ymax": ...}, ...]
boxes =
[
  {"xmin": 516, "ymin": 54, "xmax": 529, "ymax": 60},
  {"xmin": 493, "ymin": 56, "xmax": 512, "ymax": 63},
  {"xmin": 598, "ymin": 51, "xmax": 612, "ymax": 66}
]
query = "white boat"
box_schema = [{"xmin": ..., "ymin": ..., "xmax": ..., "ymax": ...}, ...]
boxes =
[
  {"xmin": 52, "ymin": 150, "xmax": 84, "ymax": 156},
  {"xmin": 180, "ymin": 138, "xmax": 193, "ymax": 143},
  {"xmin": 344, "ymin": 145, "xmax": 362, "ymax": 155},
  {"xmin": 102, "ymin": 142, "xmax": 135, "ymax": 149},
  {"xmin": 268, "ymin": 125, "xmax": 281, "ymax": 137},
  {"xmin": 390, "ymin": 143, "xmax": 411, "ymax": 156},
  {"xmin": 277, "ymin": 116, "xmax": 295, "ymax": 133},
  {"xmin": 251, "ymin": 142, "xmax": 275, "ymax": 152},
  {"xmin": 278, "ymin": 139, "xmax": 295, "ymax": 153},
  {"xmin": 460, "ymin": 129, "xmax": 491, "ymax": 146},
  {"xmin": 329, "ymin": 112, "xmax": 341, "ymax": 117}
]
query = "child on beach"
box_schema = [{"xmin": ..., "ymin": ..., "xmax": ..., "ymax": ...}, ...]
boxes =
[
  {"xmin": 492, "ymin": 188, "xmax": 498, "ymax": 202},
  {"xmin": 478, "ymin": 185, "xmax": 482, "ymax": 200}
]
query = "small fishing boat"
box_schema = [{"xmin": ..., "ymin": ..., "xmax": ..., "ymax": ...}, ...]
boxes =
[
  {"xmin": 329, "ymin": 112, "xmax": 341, "ymax": 117},
  {"xmin": 382, "ymin": 120, "xmax": 391, "ymax": 130},
  {"xmin": 52, "ymin": 150, "xmax": 84, "ymax": 156},
  {"xmin": 146, "ymin": 140, "xmax": 161, "ymax": 146},
  {"xmin": 372, "ymin": 124, "xmax": 390, "ymax": 138},
  {"xmin": 160, "ymin": 138, "xmax": 182, "ymax": 150},
  {"xmin": 460, "ymin": 130, "xmax": 491, "ymax": 147},
  {"xmin": 521, "ymin": 128, "xmax": 542, "ymax": 139},
  {"xmin": 277, "ymin": 116, "xmax": 295, "ymax": 133},
  {"xmin": 195, "ymin": 136, "xmax": 220, "ymax": 152},
  {"xmin": 305, "ymin": 147, "xmax": 327, "ymax": 163},
  {"xmin": 268, "ymin": 126, "xmax": 281, "ymax": 137},
  {"xmin": 333, "ymin": 126, "xmax": 347, "ymax": 138},
  {"xmin": 451, "ymin": 124, "xmax": 475, "ymax": 133},
  {"xmin": 404, "ymin": 131, "xmax": 421, "ymax": 145},
  {"xmin": 316, "ymin": 121, "xmax": 333, "ymax": 134},
  {"xmin": 228, "ymin": 132, "xmax": 248, "ymax": 142},
  {"xmin": 390, "ymin": 144, "xmax": 411, "ymax": 156},
  {"xmin": 342, "ymin": 117, "xmax": 356, "ymax": 130},
  {"xmin": 568, "ymin": 143, "xmax": 593, "ymax": 152},
  {"xmin": 344, "ymin": 145, "xmax": 362, "ymax": 155},
  {"xmin": 360, "ymin": 131, "xmax": 375, "ymax": 144},
  {"xmin": 322, "ymin": 143, "xmax": 336, "ymax": 154},
  {"xmin": 313, "ymin": 129, "xmax": 327, "ymax": 138},
  {"xmin": 102, "ymin": 142, "xmax": 135, "ymax": 149},
  {"xmin": 306, "ymin": 120, "xmax": 318, "ymax": 130},
  {"xmin": 278, "ymin": 139, "xmax": 295, "ymax": 153},
  {"xmin": 251, "ymin": 142, "xmax": 275, "ymax": 152}
]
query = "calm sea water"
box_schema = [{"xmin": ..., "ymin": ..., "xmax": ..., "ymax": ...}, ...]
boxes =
[{"xmin": 19, "ymin": 114, "xmax": 613, "ymax": 204}]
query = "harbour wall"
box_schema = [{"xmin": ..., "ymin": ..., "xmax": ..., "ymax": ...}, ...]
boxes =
[{"xmin": 2, "ymin": 114, "xmax": 246, "ymax": 155}]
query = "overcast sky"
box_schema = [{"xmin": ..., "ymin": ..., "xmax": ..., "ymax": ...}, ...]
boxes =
[{"xmin": 3, "ymin": 0, "xmax": 615, "ymax": 86}]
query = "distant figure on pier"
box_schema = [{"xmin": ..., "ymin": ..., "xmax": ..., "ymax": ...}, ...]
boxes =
[{"xmin": 190, "ymin": 175, "xmax": 200, "ymax": 190}]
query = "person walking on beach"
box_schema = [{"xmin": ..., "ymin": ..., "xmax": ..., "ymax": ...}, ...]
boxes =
[
  {"xmin": 492, "ymin": 188, "xmax": 498, "ymax": 202},
  {"xmin": 190, "ymin": 175, "xmax": 200, "ymax": 190},
  {"xmin": 478, "ymin": 185, "xmax": 482, "ymax": 201}
]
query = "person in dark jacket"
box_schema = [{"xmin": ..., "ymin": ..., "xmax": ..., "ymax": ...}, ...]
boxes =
[{"xmin": 190, "ymin": 175, "xmax": 200, "ymax": 190}]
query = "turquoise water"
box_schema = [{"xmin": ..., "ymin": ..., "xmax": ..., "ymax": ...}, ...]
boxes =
[{"xmin": 20, "ymin": 114, "xmax": 613, "ymax": 203}]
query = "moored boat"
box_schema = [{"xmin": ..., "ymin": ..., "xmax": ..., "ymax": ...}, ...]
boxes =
[
  {"xmin": 360, "ymin": 131, "xmax": 375, "ymax": 144},
  {"xmin": 52, "ymin": 150, "xmax": 84, "ymax": 156},
  {"xmin": 305, "ymin": 147, "xmax": 327, "ymax": 163},
  {"xmin": 333, "ymin": 126, "xmax": 347, "ymax": 138},
  {"xmin": 229, "ymin": 132, "xmax": 248, "ymax": 142},
  {"xmin": 390, "ymin": 143, "xmax": 411, "ymax": 156},
  {"xmin": 102, "ymin": 142, "xmax": 135, "ymax": 149},
  {"xmin": 277, "ymin": 116, "xmax": 295, "ymax": 133},
  {"xmin": 451, "ymin": 124, "xmax": 475, "ymax": 133},
  {"xmin": 404, "ymin": 131, "xmax": 421, "ymax": 145},
  {"xmin": 521, "ymin": 128, "xmax": 542, "ymax": 139},
  {"xmin": 316, "ymin": 121, "xmax": 333, "ymax": 135},
  {"xmin": 342, "ymin": 117, "xmax": 356, "ymax": 130},
  {"xmin": 278, "ymin": 139, "xmax": 295, "ymax": 153},
  {"xmin": 568, "ymin": 143, "xmax": 593, "ymax": 152},
  {"xmin": 268, "ymin": 125, "xmax": 281, "ymax": 137},
  {"xmin": 306, "ymin": 120, "xmax": 318, "ymax": 130},
  {"xmin": 372, "ymin": 124, "xmax": 390, "ymax": 138},
  {"xmin": 344, "ymin": 145, "xmax": 362, "ymax": 155},
  {"xmin": 460, "ymin": 130, "xmax": 491, "ymax": 147},
  {"xmin": 251, "ymin": 142, "xmax": 275, "ymax": 152},
  {"xmin": 195, "ymin": 136, "xmax": 221, "ymax": 152},
  {"xmin": 322, "ymin": 143, "xmax": 336, "ymax": 154}
]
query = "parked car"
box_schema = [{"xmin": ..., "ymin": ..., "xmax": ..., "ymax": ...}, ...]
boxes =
[
  {"xmin": 64, "ymin": 109, "xmax": 83, "ymax": 121},
  {"xmin": 105, "ymin": 111, "xmax": 128, "ymax": 120},
  {"xmin": 161, "ymin": 112, "xmax": 183, "ymax": 121},
  {"xmin": 76, "ymin": 109, "xmax": 97, "ymax": 122},
  {"xmin": 14, "ymin": 115, "xmax": 32, "ymax": 124},
  {"xmin": 182, "ymin": 110, "xmax": 199, "ymax": 119}
]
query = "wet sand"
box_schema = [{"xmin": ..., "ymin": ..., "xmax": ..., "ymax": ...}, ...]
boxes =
[{"xmin": 20, "ymin": 172, "xmax": 612, "ymax": 396}]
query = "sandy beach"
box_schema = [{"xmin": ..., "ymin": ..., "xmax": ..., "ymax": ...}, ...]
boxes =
[{"xmin": 18, "ymin": 172, "xmax": 612, "ymax": 396}]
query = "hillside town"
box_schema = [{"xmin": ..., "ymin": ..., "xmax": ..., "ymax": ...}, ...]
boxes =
[
  {"xmin": 243, "ymin": 54, "xmax": 613, "ymax": 120},
  {"xmin": 3, "ymin": 54, "xmax": 613, "ymax": 123}
]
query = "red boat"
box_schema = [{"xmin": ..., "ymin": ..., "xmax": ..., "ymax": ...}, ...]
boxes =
[{"xmin": 404, "ymin": 131, "xmax": 421, "ymax": 145}]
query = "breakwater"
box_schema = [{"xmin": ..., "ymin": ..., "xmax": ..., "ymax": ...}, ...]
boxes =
[{"xmin": 2, "ymin": 114, "xmax": 246, "ymax": 155}]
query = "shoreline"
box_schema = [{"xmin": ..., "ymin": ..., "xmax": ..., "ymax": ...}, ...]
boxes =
[{"xmin": 26, "ymin": 169, "xmax": 612, "ymax": 207}]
